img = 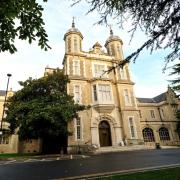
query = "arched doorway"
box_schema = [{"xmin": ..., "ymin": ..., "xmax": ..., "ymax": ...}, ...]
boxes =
[{"xmin": 99, "ymin": 121, "xmax": 112, "ymax": 147}]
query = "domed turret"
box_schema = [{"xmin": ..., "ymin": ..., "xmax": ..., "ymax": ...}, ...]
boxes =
[
  {"xmin": 64, "ymin": 18, "xmax": 83, "ymax": 53},
  {"xmin": 105, "ymin": 27, "xmax": 123, "ymax": 60}
]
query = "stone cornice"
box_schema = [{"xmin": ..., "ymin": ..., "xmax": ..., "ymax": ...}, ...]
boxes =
[
  {"xmin": 137, "ymin": 101, "xmax": 168, "ymax": 107},
  {"xmin": 115, "ymin": 80, "xmax": 135, "ymax": 85}
]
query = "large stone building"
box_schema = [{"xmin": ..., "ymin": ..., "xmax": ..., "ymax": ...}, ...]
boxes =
[
  {"xmin": 1, "ymin": 21, "xmax": 180, "ymax": 154},
  {"xmin": 0, "ymin": 89, "xmax": 19, "ymax": 153},
  {"xmin": 60, "ymin": 21, "xmax": 180, "ymax": 152}
]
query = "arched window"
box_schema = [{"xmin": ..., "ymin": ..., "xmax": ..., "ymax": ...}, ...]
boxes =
[
  {"xmin": 159, "ymin": 127, "xmax": 170, "ymax": 141},
  {"xmin": 142, "ymin": 128, "xmax": 155, "ymax": 142}
]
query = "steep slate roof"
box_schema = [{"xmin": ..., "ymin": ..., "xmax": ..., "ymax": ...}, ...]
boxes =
[
  {"xmin": 137, "ymin": 92, "xmax": 167, "ymax": 103},
  {"xmin": 153, "ymin": 92, "xmax": 166, "ymax": 103},
  {"xmin": 137, "ymin": 98, "xmax": 155, "ymax": 103},
  {"xmin": 93, "ymin": 42, "xmax": 102, "ymax": 48}
]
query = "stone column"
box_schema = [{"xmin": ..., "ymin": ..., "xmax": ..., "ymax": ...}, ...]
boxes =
[
  {"xmin": 114, "ymin": 126, "xmax": 124, "ymax": 146},
  {"xmin": 91, "ymin": 127, "xmax": 100, "ymax": 147}
]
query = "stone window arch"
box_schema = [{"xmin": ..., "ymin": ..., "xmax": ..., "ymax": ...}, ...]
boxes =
[
  {"xmin": 159, "ymin": 127, "xmax": 170, "ymax": 141},
  {"xmin": 142, "ymin": 128, "xmax": 155, "ymax": 142}
]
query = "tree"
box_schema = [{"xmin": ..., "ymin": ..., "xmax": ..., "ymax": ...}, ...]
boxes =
[
  {"xmin": 170, "ymin": 63, "xmax": 180, "ymax": 91},
  {"xmin": 72, "ymin": 0, "xmax": 179, "ymax": 68},
  {"xmin": 171, "ymin": 63, "xmax": 180, "ymax": 138},
  {"xmin": 0, "ymin": 0, "xmax": 50, "ymax": 53},
  {"xmin": 176, "ymin": 109, "xmax": 180, "ymax": 138},
  {"xmin": 5, "ymin": 69, "xmax": 85, "ymax": 152}
]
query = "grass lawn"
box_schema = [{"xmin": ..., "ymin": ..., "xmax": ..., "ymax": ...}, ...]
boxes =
[{"xmin": 94, "ymin": 167, "xmax": 180, "ymax": 180}]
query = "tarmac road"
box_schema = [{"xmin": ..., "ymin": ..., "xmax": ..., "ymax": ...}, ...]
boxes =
[{"xmin": 0, "ymin": 148, "xmax": 180, "ymax": 180}]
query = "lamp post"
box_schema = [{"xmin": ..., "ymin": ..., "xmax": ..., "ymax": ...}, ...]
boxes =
[{"xmin": 0, "ymin": 73, "xmax": 12, "ymax": 135}]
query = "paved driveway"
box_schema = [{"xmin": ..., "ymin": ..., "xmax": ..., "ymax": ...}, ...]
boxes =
[{"xmin": 0, "ymin": 149, "xmax": 180, "ymax": 180}]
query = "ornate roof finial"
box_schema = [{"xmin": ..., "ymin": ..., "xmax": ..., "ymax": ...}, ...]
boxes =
[
  {"xmin": 109, "ymin": 24, "xmax": 113, "ymax": 36},
  {"xmin": 72, "ymin": 16, "xmax": 75, "ymax": 28}
]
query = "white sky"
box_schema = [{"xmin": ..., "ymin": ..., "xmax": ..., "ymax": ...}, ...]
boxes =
[{"xmin": 0, "ymin": 0, "xmax": 174, "ymax": 98}]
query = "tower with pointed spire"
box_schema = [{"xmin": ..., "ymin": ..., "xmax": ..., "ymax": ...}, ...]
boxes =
[
  {"xmin": 62, "ymin": 20, "xmax": 145, "ymax": 153},
  {"xmin": 64, "ymin": 17, "xmax": 83, "ymax": 53},
  {"xmin": 105, "ymin": 26, "xmax": 123, "ymax": 60}
]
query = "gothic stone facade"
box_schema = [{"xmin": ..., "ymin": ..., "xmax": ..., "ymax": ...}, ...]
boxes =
[
  {"xmin": 53, "ymin": 22, "xmax": 180, "ymax": 153},
  {"xmin": 1, "ymin": 22, "xmax": 180, "ymax": 154}
]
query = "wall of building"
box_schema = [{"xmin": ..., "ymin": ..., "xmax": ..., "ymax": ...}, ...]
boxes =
[
  {"xmin": 18, "ymin": 139, "xmax": 42, "ymax": 153},
  {"xmin": 0, "ymin": 135, "xmax": 19, "ymax": 153}
]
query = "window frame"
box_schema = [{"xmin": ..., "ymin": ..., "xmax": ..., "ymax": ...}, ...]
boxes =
[
  {"xmin": 67, "ymin": 37, "xmax": 71, "ymax": 52},
  {"xmin": 120, "ymin": 66, "xmax": 127, "ymax": 80},
  {"xmin": 142, "ymin": 128, "xmax": 155, "ymax": 142},
  {"xmin": 93, "ymin": 84, "xmax": 98, "ymax": 101},
  {"xmin": 73, "ymin": 60, "xmax": 80, "ymax": 76},
  {"xmin": 124, "ymin": 89, "xmax": 132, "ymax": 106},
  {"xmin": 74, "ymin": 117, "xmax": 83, "ymax": 141},
  {"xmin": 161, "ymin": 108, "xmax": 165, "ymax": 119},
  {"xmin": 150, "ymin": 110, "xmax": 155, "ymax": 119},
  {"xmin": 128, "ymin": 116, "xmax": 136, "ymax": 139},
  {"xmin": 159, "ymin": 127, "xmax": 170, "ymax": 141},
  {"xmin": 74, "ymin": 36, "xmax": 78, "ymax": 52},
  {"xmin": 93, "ymin": 63, "xmax": 107, "ymax": 78},
  {"xmin": 92, "ymin": 83, "xmax": 113, "ymax": 103},
  {"xmin": 73, "ymin": 85, "xmax": 81, "ymax": 104}
]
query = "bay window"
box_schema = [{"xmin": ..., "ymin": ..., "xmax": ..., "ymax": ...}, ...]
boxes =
[{"xmin": 93, "ymin": 84, "xmax": 112, "ymax": 103}]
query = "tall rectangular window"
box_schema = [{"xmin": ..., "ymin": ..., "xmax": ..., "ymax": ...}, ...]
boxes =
[
  {"xmin": 67, "ymin": 37, "xmax": 71, "ymax": 52},
  {"xmin": 76, "ymin": 118, "xmax": 81, "ymax": 140},
  {"xmin": 0, "ymin": 136, "xmax": 9, "ymax": 144},
  {"xmin": 150, "ymin": 110, "xmax": 155, "ymax": 118},
  {"xmin": 94, "ymin": 64, "xmax": 105, "ymax": 78},
  {"xmin": 111, "ymin": 44, "xmax": 115, "ymax": 56},
  {"xmin": 161, "ymin": 109, "xmax": 165, "ymax": 118},
  {"xmin": 93, "ymin": 85, "xmax": 98, "ymax": 101},
  {"xmin": 139, "ymin": 110, "xmax": 142, "ymax": 118},
  {"xmin": 124, "ymin": 89, "xmax": 131, "ymax": 105},
  {"xmin": 120, "ymin": 67, "xmax": 127, "ymax": 80},
  {"xmin": 129, "ymin": 117, "xmax": 135, "ymax": 138},
  {"xmin": 74, "ymin": 37, "xmax": 78, "ymax": 52},
  {"xmin": 98, "ymin": 84, "xmax": 112, "ymax": 102},
  {"xmin": 79, "ymin": 40, "xmax": 82, "ymax": 51},
  {"xmin": 74, "ymin": 85, "xmax": 81, "ymax": 103},
  {"xmin": 73, "ymin": 60, "xmax": 80, "ymax": 75}
]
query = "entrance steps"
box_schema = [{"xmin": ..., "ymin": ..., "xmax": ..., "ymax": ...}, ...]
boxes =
[{"xmin": 94, "ymin": 145, "xmax": 154, "ymax": 154}]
